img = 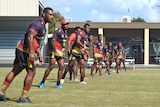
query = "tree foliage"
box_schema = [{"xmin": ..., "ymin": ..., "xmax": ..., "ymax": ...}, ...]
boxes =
[
  {"xmin": 48, "ymin": 11, "xmax": 64, "ymax": 34},
  {"xmin": 131, "ymin": 17, "xmax": 146, "ymax": 22}
]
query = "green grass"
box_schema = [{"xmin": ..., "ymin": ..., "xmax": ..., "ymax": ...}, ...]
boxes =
[{"xmin": 0, "ymin": 67, "xmax": 160, "ymax": 107}]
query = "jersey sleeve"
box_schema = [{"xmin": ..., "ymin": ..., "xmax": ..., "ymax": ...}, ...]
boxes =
[
  {"xmin": 93, "ymin": 40, "xmax": 97, "ymax": 46},
  {"xmin": 52, "ymin": 29, "xmax": 62, "ymax": 40},
  {"xmin": 29, "ymin": 23, "xmax": 42, "ymax": 35}
]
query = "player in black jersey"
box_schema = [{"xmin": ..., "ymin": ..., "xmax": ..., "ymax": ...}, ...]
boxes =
[{"xmin": 0, "ymin": 7, "xmax": 54, "ymax": 103}]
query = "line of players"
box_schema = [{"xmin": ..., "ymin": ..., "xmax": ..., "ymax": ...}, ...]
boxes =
[
  {"xmin": 90, "ymin": 40, "xmax": 126, "ymax": 76},
  {"xmin": 39, "ymin": 21, "xmax": 126, "ymax": 89},
  {"xmin": 39, "ymin": 22, "xmax": 92, "ymax": 88}
]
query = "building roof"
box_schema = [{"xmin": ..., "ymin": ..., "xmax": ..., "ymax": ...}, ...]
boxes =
[{"xmin": 56, "ymin": 22, "xmax": 160, "ymax": 29}]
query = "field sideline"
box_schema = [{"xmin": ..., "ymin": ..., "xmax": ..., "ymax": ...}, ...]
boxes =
[{"xmin": 0, "ymin": 67, "xmax": 160, "ymax": 107}]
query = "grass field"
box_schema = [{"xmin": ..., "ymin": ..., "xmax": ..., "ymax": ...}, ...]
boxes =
[{"xmin": 0, "ymin": 67, "xmax": 160, "ymax": 107}]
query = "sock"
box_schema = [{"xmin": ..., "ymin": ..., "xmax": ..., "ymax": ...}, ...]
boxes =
[
  {"xmin": 41, "ymin": 78, "xmax": 46, "ymax": 83},
  {"xmin": 80, "ymin": 76, "xmax": 84, "ymax": 82},
  {"xmin": 1, "ymin": 81, "xmax": 10, "ymax": 95},
  {"xmin": 69, "ymin": 71, "xmax": 72, "ymax": 80},
  {"xmin": 21, "ymin": 87, "xmax": 30, "ymax": 98},
  {"xmin": 57, "ymin": 81, "xmax": 60, "ymax": 85},
  {"xmin": 62, "ymin": 74, "xmax": 65, "ymax": 79}
]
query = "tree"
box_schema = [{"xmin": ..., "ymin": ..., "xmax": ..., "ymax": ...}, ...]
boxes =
[
  {"xmin": 48, "ymin": 11, "xmax": 64, "ymax": 34},
  {"xmin": 131, "ymin": 17, "xmax": 146, "ymax": 22}
]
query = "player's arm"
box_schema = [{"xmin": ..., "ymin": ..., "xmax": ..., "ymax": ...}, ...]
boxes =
[
  {"xmin": 68, "ymin": 37, "xmax": 72, "ymax": 53},
  {"xmin": 52, "ymin": 38, "xmax": 57, "ymax": 53},
  {"xmin": 122, "ymin": 47, "xmax": 126, "ymax": 59},
  {"xmin": 76, "ymin": 31, "xmax": 87, "ymax": 49},
  {"xmin": 93, "ymin": 44, "xmax": 97, "ymax": 59},
  {"xmin": 27, "ymin": 29, "xmax": 37, "ymax": 62},
  {"xmin": 35, "ymin": 48, "xmax": 44, "ymax": 66},
  {"xmin": 76, "ymin": 34, "xmax": 84, "ymax": 48},
  {"xmin": 112, "ymin": 47, "xmax": 117, "ymax": 61},
  {"xmin": 102, "ymin": 47, "xmax": 106, "ymax": 60}
]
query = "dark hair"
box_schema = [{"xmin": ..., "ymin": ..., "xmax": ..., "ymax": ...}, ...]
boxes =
[
  {"xmin": 84, "ymin": 23, "xmax": 90, "ymax": 28},
  {"xmin": 88, "ymin": 33, "xmax": 93, "ymax": 42},
  {"xmin": 97, "ymin": 34, "xmax": 102, "ymax": 39},
  {"xmin": 74, "ymin": 26, "xmax": 81, "ymax": 30},
  {"xmin": 43, "ymin": 7, "xmax": 53, "ymax": 13},
  {"xmin": 98, "ymin": 34, "xmax": 102, "ymax": 37}
]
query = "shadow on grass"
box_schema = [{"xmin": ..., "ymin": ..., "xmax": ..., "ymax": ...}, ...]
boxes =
[
  {"xmin": 47, "ymin": 79, "xmax": 57, "ymax": 83},
  {"xmin": 5, "ymin": 97, "xmax": 19, "ymax": 103},
  {"xmin": 31, "ymin": 84, "xmax": 40, "ymax": 88},
  {"xmin": 31, "ymin": 78, "xmax": 57, "ymax": 88}
]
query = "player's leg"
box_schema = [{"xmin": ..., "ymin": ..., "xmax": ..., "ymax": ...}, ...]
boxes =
[
  {"xmin": 18, "ymin": 66, "xmax": 36, "ymax": 103},
  {"xmin": 105, "ymin": 60, "xmax": 111, "ymax": 75},
  {"xmin": 116, "ymin": 59, "xmax": 121, "ymax": 74},
  {"xmin": 97, "ymin": 60, "xmax": 103, "ymax": 76},
  {"xmin": 39, "ymin": 58, "xmax": 56, "ymax": 88},
  {"xmin": 79, "ymin": 58, "xmax": 86, "ymax": 84},
  {"xmin": 90, "ymin": 63, "xmax": 96, "ymax": 76},
  {"xmin": 54, "ymin": 57, "xmax": 65, "ymax": 88},
  {"xmin": 61, "ymin": 63, "xmax": 70, "ymax": 80},
  {"xmin": 0, "ymin": 64, "xmax": 24, "ymax": 101},
  {"xmin": 62, "ymin": 60, "xmax": 74, "ymax": 80},
  {"xmin": 90, "ymin": 58, "xmax": 97, "ymax": 76},
  {"xmin": 0, "ymin": 49, "xmax": 25, "ymax": 101},
  {"xmin": 122, "ymin": 59, "xmax": 126, "ymax": 71},
  {"xmin": 68, "ymin": 60, "xmax": 74, "ymax": 80}
]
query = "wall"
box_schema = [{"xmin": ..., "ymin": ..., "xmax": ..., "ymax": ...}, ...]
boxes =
[{"xmin": 0, "ymin": 0, "xmax": 39, "ymax": 16}]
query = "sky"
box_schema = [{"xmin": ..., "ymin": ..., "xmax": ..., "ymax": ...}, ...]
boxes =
[{"xmin": 41, "ymin": 0, "xmax": 160, "ymax": 22}]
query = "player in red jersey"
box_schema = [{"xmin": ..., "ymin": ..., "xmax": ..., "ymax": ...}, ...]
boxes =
[
  {"xmin": 71, "ymin": 23, "xmax": 90, "ymax": 84},
  {"xmin": 61, "ymin": 26, "xmax": 82, "ymax": 83},
  {"xmin": 0, "ymin": 7, "xmax": 54, "ymax": 103},
  {"xmin": 39, "ymin": 19, "xmax": 69, "ymax": 89}
]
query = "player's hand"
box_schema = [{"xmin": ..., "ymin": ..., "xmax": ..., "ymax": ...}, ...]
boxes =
[
  {"xmin": 87, "ymin": 55, "xmax": 90, "ymax": 59},
  {"xmin": 54, "ymin": 51, "xmax": 59, "ymax": 56},
  {"xmin": 93, "ymin": 55, "xmax": 97, "ymax": 60},
  {"xmin": 29, "ymin": 52, "xmax": 35, "ymax": 62},
  {"xmin": 63, "ymin": 51, "xmax": 65, "ymax": 56},
  {"xmin": 84, "ymin": 47, "xmax": 89, "ymax": 50},
  {"xmin": 38, "ymin": 55, "xmax": 44, "ymax": 66}
]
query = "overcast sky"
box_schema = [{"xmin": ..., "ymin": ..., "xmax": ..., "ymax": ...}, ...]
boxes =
[{"xmin": 41, "ymin": 0, "xmax": 160, "ymax": 22}]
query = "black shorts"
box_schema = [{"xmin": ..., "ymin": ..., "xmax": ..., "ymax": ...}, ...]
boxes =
[
  {"xmin": 49, "ymin": 53, "xmax": 64, "ymax": 61},
  {"xmin": 94, "ymin": 57, "xmax": 103, "ymax": 65},
  {"xmin": 14, "ymin": 48, "xmax": 36, "ymax": 69},
  {"xmin": 72, "ymin": 52, "xmax": 85, "ymax": 60}
]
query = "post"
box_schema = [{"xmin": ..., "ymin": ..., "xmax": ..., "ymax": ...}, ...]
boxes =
[
  {"xmin": 144, "ymin": 28, "xmax": 149, "ymax": 66},
  {"xmin": 98, "ymin": 28, "xmax": 104, "ymax": 45}
]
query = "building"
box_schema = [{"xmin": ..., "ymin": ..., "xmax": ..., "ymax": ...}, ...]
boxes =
[
  {"xmin": 0, "ymin": 0, "xmax": 46, "ymax": 64},
  {"xmin": 55, "ymin": 22, "xmax": 160, "ymax": 65}
]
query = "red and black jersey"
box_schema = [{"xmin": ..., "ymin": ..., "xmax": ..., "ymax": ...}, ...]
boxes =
[
  {"xmin": 17, "ymin": 17, "xmax": 46, "ymax": 52},
  {"xmin": 93, "ymin": 39, "xmax": 103, "ymax": 54},
  {"xmin": 103, "ymin": 45, "xmax": 113, "ymax": 55},
  {"xmin": 52, "ymin": 28, "xmax": 67, "ymax": 51},
  {"xmin": 75, "ymin": 30, "xmax": 89, "ymax": 49},
  {"xmin": 69, "ymin": 32, "xmax": 77, "ymax": 49}
]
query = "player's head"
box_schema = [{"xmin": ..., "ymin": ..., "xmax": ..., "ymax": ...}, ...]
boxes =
[
  {"xmin": 61, "ymin": 19, "xmax": 69, "ymax": 30},
  {"xmin": 88, "ymin": 33, "xmax": 94, "ymax": 42},
  {"xmin": 98, "ymin": 34, "xmax": 103, "ymax": 41},
  {"xmin": 83, "ymin": 23, "xmax": 90, "ymax": 34},
  {"xmin": 118, "ymin": 42, "xmax": 122, "ymax": 47},
  {"xmin": 108, "ymin": 42, "xmax": 112, "ymax": 47},
  {"xmin": 42, "ymin": 7, "xmax": 54, "ymax": 23},
  {"xmin": 74, "ymin": 26, "xmax": 81, "ymax": 33}
]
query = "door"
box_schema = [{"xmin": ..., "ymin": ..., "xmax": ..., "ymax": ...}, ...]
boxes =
[{"xmin": 130, "ymin": 43, "xmax": 144, "ymax": 64}]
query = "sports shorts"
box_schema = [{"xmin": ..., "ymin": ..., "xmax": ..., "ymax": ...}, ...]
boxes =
[{"xmin": 14, "ymin": 48, "xmax": 36, "ymax": 69}]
